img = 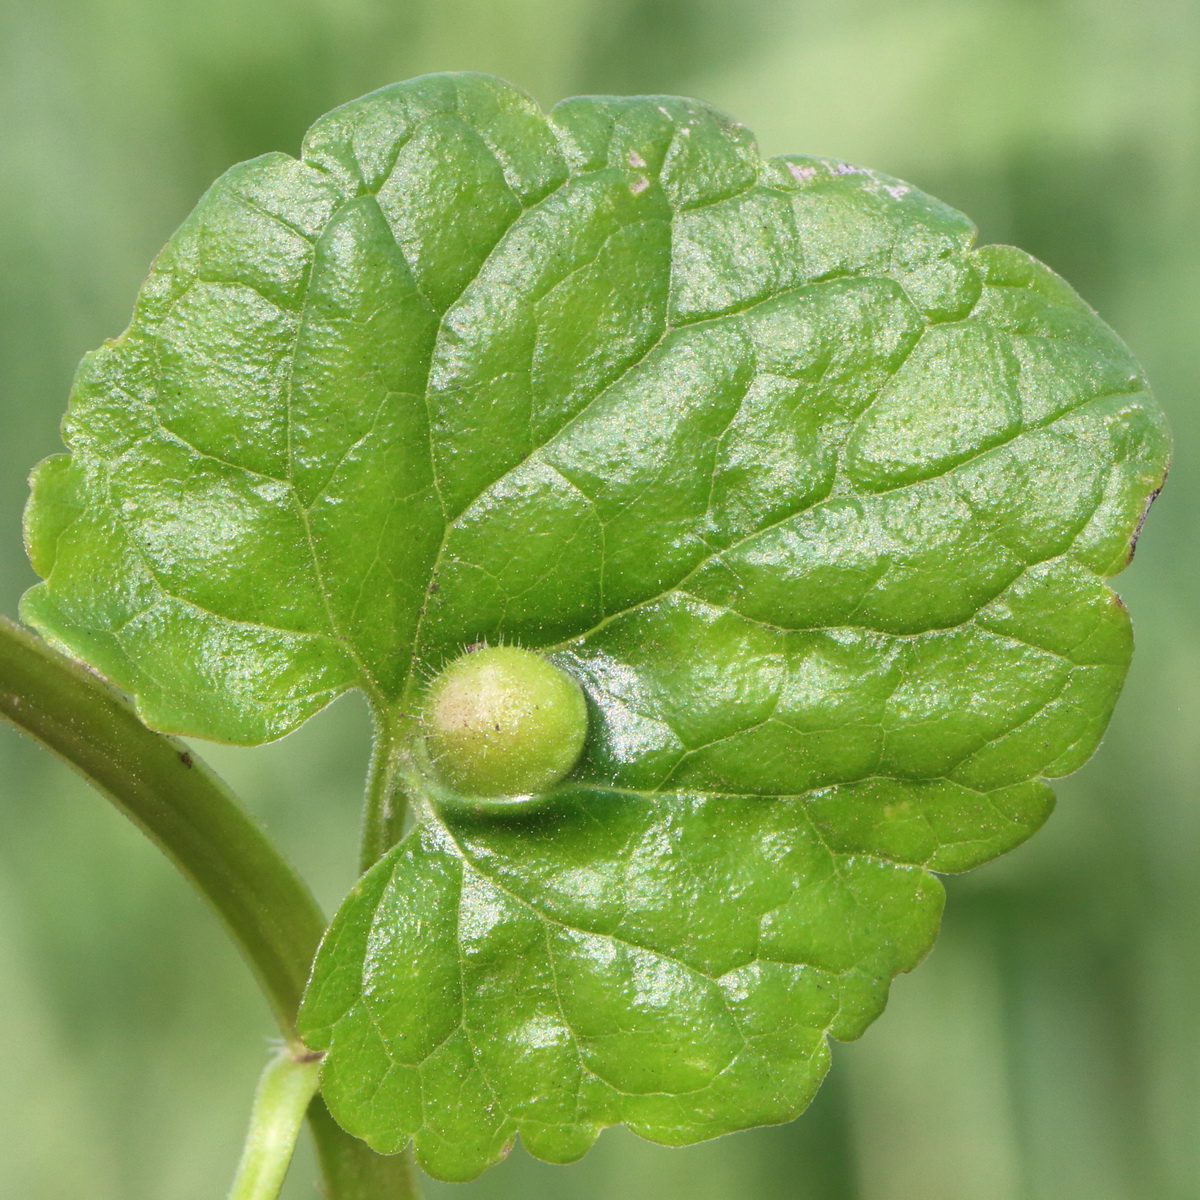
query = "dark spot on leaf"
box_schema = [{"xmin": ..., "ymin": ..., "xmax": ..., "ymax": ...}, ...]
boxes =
[{"xmin": 178, "ymin": 750, "xmax": 194, "ymax": 768}]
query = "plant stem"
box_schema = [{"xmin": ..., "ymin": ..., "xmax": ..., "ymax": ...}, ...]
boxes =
[
  {"xmin": 0, "ymin": 617, "xmax": 424, "ymax": 1198},
  {"xmin": 360, "ymin": 704, "xmax": 415, "ymax": 872},
  {"xmin": 0, "ymin": 615, "xmax": 323, "ymax": 1034},
  {"xmin": 309, "ymin": 1096, "xmax": 423, "ymax": 1200},
  {"xmin": 227, "ymin": 1045, "xmax": 322, "ymax": 1200}
]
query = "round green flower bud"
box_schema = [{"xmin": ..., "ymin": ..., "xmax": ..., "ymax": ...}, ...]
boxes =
[{"xmin": 424, "ymin": 646, "xmax": 588, "ymax": 797}]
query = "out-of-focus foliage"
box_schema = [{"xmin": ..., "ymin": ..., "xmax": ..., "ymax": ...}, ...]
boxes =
[{"xmin": 0, "ymin": 1, "xmax": 1194, "ymax": 1197}]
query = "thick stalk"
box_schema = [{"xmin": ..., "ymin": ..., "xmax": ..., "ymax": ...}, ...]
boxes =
[
  {"xmin": 227, "ymin": 1046, "xmax": 322, "ymax": 1200},
  {"xmin": 0, "ymin": 615, "xmax": 323, "ymax": 1033},
  {"xmin": 0, "ymin": 617, "xmax": 423, "ymax": 1198},
  {"xmin": 359, "ymin": 704, "xmax": 415, "ymax": 872},
  {"xmin": 309, "ymin": 1097, "xmax": 423, "ymax": 1200}
]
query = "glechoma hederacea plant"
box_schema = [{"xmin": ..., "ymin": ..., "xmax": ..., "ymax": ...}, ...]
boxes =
[{"xmin": 0, "ymin": 72, "xmax": 1169, "ymax": 1197}]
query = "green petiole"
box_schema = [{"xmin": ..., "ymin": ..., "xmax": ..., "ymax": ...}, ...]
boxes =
[{"xmin": 227, "ymin": 1046, "xmax": 323, "ymax": 1200}]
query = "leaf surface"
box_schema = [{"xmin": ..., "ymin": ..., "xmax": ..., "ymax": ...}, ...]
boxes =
[{"xmin": 21, "ymin": 73, "xmax": 1169, "ymax": 1180}]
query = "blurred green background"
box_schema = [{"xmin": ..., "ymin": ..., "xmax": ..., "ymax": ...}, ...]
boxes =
[{"xmin": 0, "ymin": 0, "xmax": 1194, "ymax": 1196}]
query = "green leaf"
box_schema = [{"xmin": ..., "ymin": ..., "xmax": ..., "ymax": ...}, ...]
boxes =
[{"xmin": 22, "ymin": 73, "xmax": 1169, "ymax": 1180}]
